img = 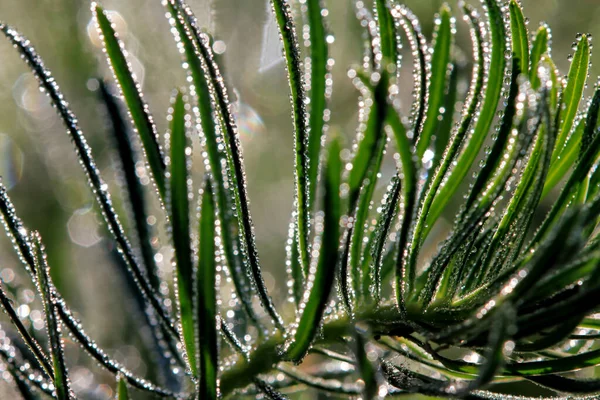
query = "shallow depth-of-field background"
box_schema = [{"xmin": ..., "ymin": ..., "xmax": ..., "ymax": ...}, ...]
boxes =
[{"xmin": 0, "ymin": 0, "xmax": 596, "ymax": 397}]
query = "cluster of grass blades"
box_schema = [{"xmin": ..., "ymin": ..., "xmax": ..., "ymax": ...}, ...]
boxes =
[{"xmin": 3, "ymin": 0, "xmax": 600, "ymax": 398}]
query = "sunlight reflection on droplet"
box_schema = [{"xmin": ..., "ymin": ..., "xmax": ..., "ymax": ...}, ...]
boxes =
[
  {"xmin": 67, "ymin": 207, "xmax": 101, "ymax": 247},
  {"xmin": 12, "ymin": 73, "xmax": 52, "ymax": 115},
  {"xmin": 0, "ymin": 134, "xmax": 24, "ymax": 190},
  {"xmin": 234, "ymin": 102, "xmax": 266, "ymax": 141},
  {"xmin": 70, "ymin": 366, "xmax": 95, "ymax": 392},
  {"xmin": 213, "ymin": 40, "xmax": 227, "ymax": 54},
  {"xmin": 16, "ymin": 304, "xmax": 30, "ymax": 318},
  {"xmin": 95, "ymin": 384, "xmax": 113, "ymax": 399}
]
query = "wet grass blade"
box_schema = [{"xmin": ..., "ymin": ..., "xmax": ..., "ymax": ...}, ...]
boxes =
[
  {"xmin": 374, "ymin": 0, "xmax": 399, "ymax": 66},
  {"xmin": 364, "ymin": 176, "xmax": 401, "ymax": 305},
  {"xmin": 464, "ymin": 59, "xmax": 521, "ymax": 210},
  {"xmin": 93, "ymin": 4, "xmax": 166, "ymax": 200},
  {"xmin": 433, "ymin": 63, "xmax": 459, "ymax": 170},
  {"xmin": 197, "ymin": 179, "xmax": 218, "ymax": 400},
  {"xmin": 306, "ymin": 0, "xmax": 329, "ymax": 214},
  {"xmin": 284, "ymin": 139, "xmax": 341, "ymax": 363},
  {"xmin": 386, "ymin": 108, "xmax": 417, "ymax": 312},
  {"xmin": 31, "ymin": 233, "xmax": 72, "ymax": 400},
  {"xmin": 117, "ymin": 376, "xmax": 130, "ymax": 400},
  {"xmin": 163, "ymin": 0, "xmax": 260, "ymax": 327},
  {"xmin": 415, "ymin": 2, "xmax": 486, "ymax": 241},
  {"xmin": 254, "ymin": 379, "xmax": 289, "ymax": 400},
  {"xmin": 0, "ymin": 23, "xmax": 177, "ymax": 337},
  {"xmin": 392, "ymin": 5, "xmax": 429, "ymax": 138},
  {"xmin": 416, "ymin": 4, "xmax": 453, "ymax": 158},
  {"xmin": 56, "ymin": 297, "xmax": 179, "ymax": 396},
  {"xmin": 425, "ymin": 0, "xmax": 507, "ymax": 231},
  {"xmin": 99, "ymin": 81, "xmax": 161, "ymax": 292},
  {"xmin": 180, "ymin": 4, "xmax": 284, "ymax": 330},
  {"xmin": 509, "ymin": 0, "xmax": 529, "ymax": 73},
  {"xmin": 0, "ymin": 274, "xmax": 53, "ymax": 380},
  {"xmin": 543, "ymin": 115, "xmax": 585, "ymax": 197},
  {"xmin": 478, "ymin": 91, "xmax": 555, "ymax": 282},
  {"xmin": 0, "ymin": 184, "xmax": 175, "ymax": 396},
  {"xmin": 530, "ymin": 100, "xmax": 600, "ymax": 248},
  {"xmin": 527, "ymin": 374, "xmax": 600, "ymax": 393},
  {"xmin": 166, "ymin": 90, "xmax": 197, "ymax": 377},
  {"xmin": 353, "ymin": 325, "xmax": 380, "ymax": 400},
  {"xmin": 348, "ymin": 71, "xmax": 389, "ymax": 302},
  {"xmin": 277, "ymin": 364, "xmax": 361, "ymax": 395},
  {"xmin": 551, "ymin": 34, "xmax": 591, "ymax": 164},
  {"xmin": 347, "ymin": 71, "xmax": 388, "ymax": 209},
  {"xmin": 11, "ymin": 370, "xmax": 43, "ymax": 400},
  {"xmin": 401, "ymin": 3, "xmax": 487, "ymax": 299},
  {"xmin": 271, "ymin": 0, "xmax": 311, "ymax": 282},
  {"xmin": 529, "ymin": 24, "xmax": 549, "ymax": 89},
  {"xmin": 0, "ymin": 163, "xmax": 176, "ymax": 397},
  {"xmin": 546, "ymin": 86, "xmax": 600, "ymax": 198}
]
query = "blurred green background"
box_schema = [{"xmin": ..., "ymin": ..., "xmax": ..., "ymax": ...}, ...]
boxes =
[{"xmin": 0, "ymin": 0, "xmax": 597, "ymax": 398}]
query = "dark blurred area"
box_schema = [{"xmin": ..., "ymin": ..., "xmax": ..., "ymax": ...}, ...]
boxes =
[{"xmin": 0, "ymin": 0, "xmax": 597, "ymax": 397}]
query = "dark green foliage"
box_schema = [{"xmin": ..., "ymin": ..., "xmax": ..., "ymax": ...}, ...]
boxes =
[{"xmin": 3, "ymin": 0, "xmax": 600, "ymax": 399}]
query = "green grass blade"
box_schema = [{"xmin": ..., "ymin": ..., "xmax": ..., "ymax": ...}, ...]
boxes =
[
  {"xmin": 31, "ymin": 233, "xmax": 72, "ymax": 400},
  {"xmin": 392, "ymin": 5, "xmax": 429, "ymax": 138},
  {"xmin": 348, "ymin": 71, "xmax": 389, "ymax": 302},
  {"xmin": 166, "ymin": 90, "xmax": 197, "ymax": 377},
  {"xmin": 197, "ymin": 178, "xmax": 218, "ymax": 400},
  {"xmin": 460, "ymin": 307, "xmax": 511, "ymax": 394},
  {"xmin": 181, "ymin": 7, "xmax": 283, "ymax": 330},
  {"xmin": 387, "ymin": 108, "xmax": 417, "ymax": 198},
  {"xmin": 416, "ymin": 2, "xmax": 486, "ymax": 241},
  {"xmin": 306, "ymin": 0, "xmax": 329, "ymax": 215},
  {"xmin": 437, "ymin": 201, "xmax": 580, "ymax": 344},
  {"xmin": 503, "ymin": 346, "xmax": 600, "ymax": 375},
  {"xmin": 464, "ymin": 59, "xmax": 521, "ymax": 210},
  {"xmin": 55, "ymin": 291, "xmax": 178, "ymax": 397},
  {"xmin": 551, "ymin": 34, "xmax": 591, "ymax": 164},
  {"xmin": 0, "ymin": 184, "xmax": 176, "ymax": 397},
  {"xmin": 529, "ymin": 24, "xmax": 549, "ymax": 89},
  {"xmin": 509, "ymin": 0, "xmax": 529, "ymax": 73},
  {"xmin": 479, "ymin": 90, "xmax": 555, "ymax": 282},
  {"xmin": 353, "ymin": 326, "xmax": 380, "ymax": 400},
  {"xmin": 364, "ymin": 176, "xmax": 401, "ymax": 305},
  {"xmin": 433, "ymin": 63, "xmax": 459, "ymax": 170},
  {"xmin": 163, "ymin": 0, "xmax": 260, "ymax": 327},
  {"xmin": 0, "ymin": 23, "xmax": 177, "ymax": 337},
  {"xmin": 284, "ymin": 139, "xmax": 341, "ymax": 362},
  {"xmin": 400, "ymin": 3, "xmax": 487, "ymax": 300},
  {"xmin": 425, "ymin": 0, "xmax": 507, "ymax": 232},
  {"xmin": 527, "ymin": 253, "xmax": 599, "ymax": 301},
  {"xmin": 347, "ymin": 72, "xmax": 388, "ymax": 208},
  {"xmin": 543, "ymin": 115, "xmax": 585, "ymax": 197},
  {"xmin": 167, "ymin": 0, "xmax": 279, "ymax": 329},
  {"xmin": 99, "ymin": 81, "xmax": 162, "ymax": 292},
  {"xmin": 93, "ymin": 4, "xmax": 166, "ymax": 200},
  {"xmin": 117, "ymin": 376, "xmax": 130, "ymax": 400},
  {"xmin": 530, "ymin": 95, "xmax": 600, "ymax": 249},
  {"xmin": 374, "ymin": 0, "xmax": 399, "ymax": 67},
  {"xmin": 386, "ymin": 108, "xmax": 417, "ymax": 313},
  {"xmin": 416, "ymin": 4, "xmax": 453, "ymax": 158},
  {"xmin": 0, "ymin": 276, "xmax": 53, "ymax": 380},
  {"xmin": 271, "ymin": 0, "xmax": 311, "ymax": 284}
]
